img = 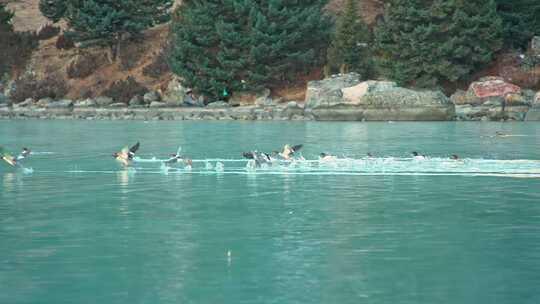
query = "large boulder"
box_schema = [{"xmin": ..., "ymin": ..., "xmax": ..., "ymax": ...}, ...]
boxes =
[
  {"xmin": 129, "ymin": 95, "xmax": 145, "ymax": 107},
  {"xmin": 452, "ymin": 77, "xmax": 529, "ymax": 121},
  {"xmin": 50, "ymin": 99, "xmax": 73, "ymax": 108},
  {"xmin": 305, "ymin": 73, "xmax": 361, "ymax": 108},
  {"xmin": 470, "ymin": 76, "xmax": 521, "ymax": 100},
  {"xmin": 341, "ymin": 81, "xmax": 397, "ymax": 104},
  {"xmin": 229, "ymin": 88, "xmax": 271, "ymax": 106},
  {"xmin": 109, "ymin": 102, "xmax": 127, "ymax": 108},
  {"xmin": 533, "ymin": 91, "xmax": 540, "ymax": 107},
  {"xmin": 161, "ymin": 77, "xmax": 186, "ymax": 106},
  {"xmin": 74, "ymin": 98, "xmax": 97, "ymax": 107},
  {"xmin": 15, "ymin": 98, "xmax": 34, "ymax": 108},
  {"xmin": 305, "ymin": 74, "xmax": 453, "ymax": 121},
  {"xmin": 0, "ymin": 93, "xmax": 7, "ymax": 104},
  {"xmin": 525, "ymin": 91, "xmax": 540, "ymax": 121},
  {"xmin": 149, "ymin": 101, "xmax": 167, "ymax": 108},
  {"xmin": 206, "ymin": 101, "xmax": 230, "ymax": 108},
  {"xmin": 95, "ymin": 96, "xmax": 114, "ymax": 107},
  {"xmin": 143, "ymin": 91, "xmax": 160, "ymax": 104}
]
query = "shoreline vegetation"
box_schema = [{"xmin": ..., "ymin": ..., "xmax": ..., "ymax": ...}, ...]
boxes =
[{"xmin": 1, "ymin": 1, "xmax": 540, "ymax": 121}]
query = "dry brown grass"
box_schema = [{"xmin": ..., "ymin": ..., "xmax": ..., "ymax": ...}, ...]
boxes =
[
  {"xmin": 27, "ymin": 25, "xmax": 172, "ymax": 100},
  {"xmin": 325, "ymin": 0, "xmax": 386, "ymax": 25}
]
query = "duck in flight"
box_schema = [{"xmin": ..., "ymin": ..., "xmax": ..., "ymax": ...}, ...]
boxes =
[
  {"xmin": 0, "ymin": 146, "xmax": 31, "ymax": 167},
  {"xmin": 411, "ymin": 151, "xmax": 426, "ymax": 160},
  {"xmin": 113, "ymin": 142, "xmax": 139, "ymax": 167},
  {"xmin": 319, "ymin": 153, "xmax": 337, "ymax": 161},
  {"xmin": 242, "ymin": 151, "xmax": 273, "ymax": 167},
  {"xmin": 280, "ymin": 144, "xmax": 303, "ymax": 160},
  {"xmin": 165, "ymin": 153, "xmax": 193, "ymax": 167}
]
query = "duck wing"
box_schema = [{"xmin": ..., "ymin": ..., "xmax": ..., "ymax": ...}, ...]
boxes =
[
  {"xmin": 129, "ymin": 142, "xmax": 140, "ymax": 154},
  {"xmin": 291, "ymin": 144, "xmax": 303, "ymax": 152},
  {"xmin": 242, "ymin": 152, "xmax": 255, "ymax": 159},
  {"xmin": 2, "ymin": 154, "xmax": 17, "ymax": 166},
  {"xmin": 262, "ymin": 153, "xmax": 271, "ymax": 162}
]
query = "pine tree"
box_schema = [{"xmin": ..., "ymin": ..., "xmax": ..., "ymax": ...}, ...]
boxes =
[
  {"xmin": 0, "ymin": 3, "xmax": 14, "ymax": 76},
  {"xmin": 375, "ymin": 0, "xmax": 502, "ymax": 88},
  {"xmin": 496, "ymin": 0, "xmax": 540, "ymax": 49},
  {"xmin": 0, "ymin": 3, "xmax": 13, "ymax": 32},
  {"xmin": 246, "ymin": 0, "xmax": 331, "ymax": 86},
  {"xmin": 39, "ymin": 0, "xmax": 66, "ymax": 23},
  {"xmin": 171, "ymin": 0, "xmax": 330, "ymax": 100},
  {"xmin": 170, "ymin": 0, "xmax": 249, "ymax": 100},
  {"xmin": 327, "ymin": 0, "xmax": 372, "ymax": 76},
  {"xmin": 39, "ymin": 0, "xmax": 173, "ymax": 59}
]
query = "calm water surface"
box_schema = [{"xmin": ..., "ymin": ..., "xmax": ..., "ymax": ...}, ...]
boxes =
[{"xmin": 1, "ymin": 121, "xmax": 540, "ymax": 304}]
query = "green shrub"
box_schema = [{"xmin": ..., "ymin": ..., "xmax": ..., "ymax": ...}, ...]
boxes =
[
  {"xmin": 10, "ymin": 73, "xmax": 68, "ymax": 103},
  {"xmin": 102, "ymin": 76, "xmax": 148, "ymax": 104}
]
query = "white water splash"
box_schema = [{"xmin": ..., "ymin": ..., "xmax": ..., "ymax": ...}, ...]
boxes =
[
  {"xmin": 215, "ymin": 162, "xmax": 224, "ymax": 172},
  {"xmin": 22, "ymin": 167, "xmax": 34, "ymax": 174}
]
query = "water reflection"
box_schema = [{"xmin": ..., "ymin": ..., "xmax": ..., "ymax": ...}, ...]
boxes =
[
  {"xmin": 116, "ymin": 168, "xmax": 132, "ymax": 189},
  {"xmin": 2, "ymin": 172, "xmax": 21, "ymax": 192}
]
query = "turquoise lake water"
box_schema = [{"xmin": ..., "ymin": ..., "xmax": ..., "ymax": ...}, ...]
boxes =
[{"xmin": 1, "ymin": 120, "xmax": 540, "ymax": 304}]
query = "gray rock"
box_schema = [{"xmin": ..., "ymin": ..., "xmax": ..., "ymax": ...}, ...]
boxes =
[
  {"xmin": 162, "ymin": 77, "xmax": 186, "ymax": 106},
  {"xmin": 3, "ymin": 80, "xmax": 15, "ymax": 98},
  {"xmin": 452, "ymin": 77, "xmax": 521, "ymax": 106},
  {"xmin": 143, "ymin": 91, "xmax": 160, "ymax": 104},
  {"xmin": 129, "ymin": 95, "xmax": 144, "ymax": 106},
  {"xmin": 254, "ymin": 88, "xmax": 273, "ymax": 106},
  {"xmin": 256, "ymin": 98, "xmax": 276, "ymax": 107},
  {"xmin": 95, "ymin": 96, "xmax": 114, "ymax": 106},
  {"xmin": 149, "ymin": 101, "xmax": 167, "ymax": 108},
  {"xmin": 36, "ymin": 97, "xmax": 54, "ymax": 107},
  {"xmin": 305, "ymin": 74, "xmax": 453, "ymax": 121},
  {"xmin": 525, "ymin": 107, "xmax": 540, "ymax": 121},
  {"xmin": 15, "ymin": 98, "xmax": 34, "ymax": 108},
  {"xmin": 455, "ymin": 105, "xmax": 504, "ymax": 121},
  {"xmin": 0, "ymin": 93, "xmax": 8, "ymax": 104},
  {"xmin": 305, "ymin": 73, "xmax": 361, "ymax": 108},
  {"xmin": 482, "ymin": 98, "xmax": 503, "ymax": 107},
  {"xmin": 229, "ymin": 89, "xmax": 270, "ymax": 106},
  {"xmin": 74, "ymin": 98, "xmax": 96, "ymax": 107},
  {"xmin": 183, "ymin": 93, "xmax": 204, "ymax": 107},
  {"xmin": 358, "ymin": 88, "xmax": 450, "ymax": 107},
  {"xmin": 533, "ymin": 91, "xmax": 540, "ymax": 107},
  {"xmin": 46, "ymin": 99, "xmax": 73, "ymax": 108},
  {"xmin": 504, "ymin": 106, "xmax": 529, "ymax": 121},
  {"xmin": 109, "ymin": 102, "xmax": 127, "ymax": 108},
  {"xmin": 450, "ymin": 77, "xmax": 530, "ymax": 121},
  {"xmin": 522, "ymin": 89, "xmax": 536, "ymax": 105},
  {"xmin": 206, "ymin": 101, "xmax": 230, "ymax": 108},
  {"xmin": 311, "ymin": 106, "xmax": 454, "ymax": 121},
  {"xmin": 287, "ymin": 101, "xmax": 299, "ymax": 109},
  {"xmin": 450, "ymin": 90, "xmax": 468, "ymax": 105},
  {"xmin": 532, "ymin": 36, "xmax": 540, "ymax": 57}
]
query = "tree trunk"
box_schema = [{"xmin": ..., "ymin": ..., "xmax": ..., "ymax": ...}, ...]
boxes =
[{"xmin": 110, "ymin": 33, "xmax": 122, "ymax": 62}]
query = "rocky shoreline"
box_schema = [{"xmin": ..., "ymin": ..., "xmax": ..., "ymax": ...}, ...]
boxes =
[{"xmin": 1, "ymin": 74, "xmax": 539, "ymax": 121}]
